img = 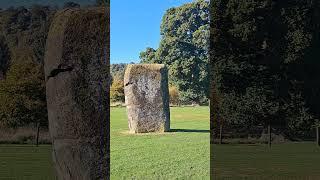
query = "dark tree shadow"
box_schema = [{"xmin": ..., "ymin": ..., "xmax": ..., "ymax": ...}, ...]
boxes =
[{"xmin": 169, "ymin": 129, "xmax": 209, "ymax": 133}]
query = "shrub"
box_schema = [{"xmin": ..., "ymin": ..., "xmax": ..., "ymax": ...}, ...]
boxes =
[
  {"xmin": 110, "ymin": 78, "xmax": 124, "ymax": 103},
  {"xmin": 0, "ymin": 54, "xmax": 47, "ymax": 128},
  {"xmin": 169, "ymin": 85, "xmax": 179, "ymax": 106}
]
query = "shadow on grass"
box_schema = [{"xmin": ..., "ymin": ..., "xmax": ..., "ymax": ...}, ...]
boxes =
[{"xmin": 170, "ymin": 129, "xmax": 209, "ymax": 133}]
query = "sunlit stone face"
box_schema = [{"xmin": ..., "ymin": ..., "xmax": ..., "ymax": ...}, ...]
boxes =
[{"xmin": 124, "ymin": 64, "xmax": 170, "ymax": 133}]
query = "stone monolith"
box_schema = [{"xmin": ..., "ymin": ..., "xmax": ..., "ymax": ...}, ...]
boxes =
[
  {"xmin": 124, "ymin": 64, "xmax": 170, "ymax": 133},
  {"xmin": 44, "ymin": 7, "xmax": 109, "ymax": 180}
]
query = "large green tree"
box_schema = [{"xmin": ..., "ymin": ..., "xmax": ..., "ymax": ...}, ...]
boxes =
[
  {"xmin": 0, "ymin": 53, "xmax": 47, "ymax": 128},
  {"xmin": 140, "ymin": 47, "xmax": 156, "ymax": 64},
  {"xmin": 140, "ymin": 0, "xmax": 209, "ymax": 104},
  {"xmin": 211, "ymin": 0, "xmax": 320, "ymax": 138},
  {"xmin": 0, "ymin": 5, "xmax": 55, "ymax": 128}
]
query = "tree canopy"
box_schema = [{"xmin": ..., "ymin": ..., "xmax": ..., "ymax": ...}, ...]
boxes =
[
  {"xmin": 140, "ymin": 0, "xmax": 209, "ymax": 105},
  {"xmin": 211, "ymin": 0, "xmax": 320, "ymax": 138},
  {"xmin": 0, "ymin": 56, "xmax": 46, "ymax": 128}
]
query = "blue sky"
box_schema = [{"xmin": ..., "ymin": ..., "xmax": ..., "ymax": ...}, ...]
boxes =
[{"xmin": 111, "ymin": 0, "xmax": 193, "ymax": 64}]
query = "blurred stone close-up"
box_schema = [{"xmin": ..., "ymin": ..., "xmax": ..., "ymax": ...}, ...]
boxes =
[{"xmin": 44, "ymin": 6, "xmax": 109, "ymax": 180}]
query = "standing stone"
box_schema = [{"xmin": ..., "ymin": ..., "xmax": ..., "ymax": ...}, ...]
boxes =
[
  {"xmin": 124, "ymin": 64, "xmax": 170, "ymax": 133},
  {"xmin": 44, "ymin": 7, "xmax": 109, "ymax": 180}
]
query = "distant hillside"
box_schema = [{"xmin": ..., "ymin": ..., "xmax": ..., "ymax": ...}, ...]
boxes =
[
  {"xmin": 0, "ymin": 0, "xmax": 96, "ymax": 9},
  {"xmin": 0, "ymin": 3, "xmax": 105, "ymax": 129}
]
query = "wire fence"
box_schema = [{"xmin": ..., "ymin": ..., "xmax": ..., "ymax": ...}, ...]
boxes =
[{"xmin": 212, "ymin": 124, "xmax": 319, "ymax": 145}]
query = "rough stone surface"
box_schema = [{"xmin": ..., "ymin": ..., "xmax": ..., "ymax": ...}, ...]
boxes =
[
  {"xmin": 44, "ymin": 7, "xmax": 109, "ymax": 180},
  {"xmin": 124, "ymin": 64, "xmax": 170, "ymax": 133}
]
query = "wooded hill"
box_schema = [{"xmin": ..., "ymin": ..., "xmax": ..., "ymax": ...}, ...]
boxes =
[{"xmin": 0, "ymin": 1, "xmax": 106, "ymax": 129}]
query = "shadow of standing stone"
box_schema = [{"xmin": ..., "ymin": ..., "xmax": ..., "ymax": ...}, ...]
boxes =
[
  {"xmin": 44, "ymin": 7, "xmax": 109, "ymax": 180},
  {"xmin": 124, "ymin": 64, "xmax": 170, "ymax": 133}
]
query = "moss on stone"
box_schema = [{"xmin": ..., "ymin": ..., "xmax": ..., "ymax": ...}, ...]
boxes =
[{"xmin": 124, "ymin": 64, "xmax": 165, "ymax": 84}]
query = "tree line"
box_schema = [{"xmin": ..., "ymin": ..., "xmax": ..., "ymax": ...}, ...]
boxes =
[
  {"xmin": 0, "ymin": 1, "xmax": 106, "ymax": 129},
  {"xmin": 211, "ymin": 0, "xmax": 320, "ymax": 140},
  {"xmin": 1, "ymin": 0, "xmax": 318, "ymax": 141}
]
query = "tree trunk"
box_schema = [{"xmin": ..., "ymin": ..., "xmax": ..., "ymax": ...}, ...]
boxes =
[
  {"xmin": 36, "ymin": 122, "xmax": 40, "ymax": 147},
  {"xmin": 219, "ymin": 124, "xmax": 223, "ymax": 144},
  {"xmin": 268, "ymin": 124, "xmax": 271, "ymax": 148}
]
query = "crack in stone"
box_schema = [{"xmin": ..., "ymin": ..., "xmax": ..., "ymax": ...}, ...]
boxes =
[
  {"xmin": 124, "ymin": 81, "xmax": 133, "ymax": 87},
  {"xmin": 47, "ymin": 65, "xmax": 74, "ymax": 79}
]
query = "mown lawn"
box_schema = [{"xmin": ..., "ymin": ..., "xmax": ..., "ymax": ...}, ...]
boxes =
[
  {"xmin": 0, "ymin": 144, "xmax": 55, "ymax": 180},
  {"xmin": 110, "ymin": 106, "xmax": 210, "ymax": 179},
  {"xmin": 2, "ymin": 107, "xmax": 317, "ymax": 179},
  {"xmin": 213, "ymin": 142, "xmax": 320, "ymax": 180}
]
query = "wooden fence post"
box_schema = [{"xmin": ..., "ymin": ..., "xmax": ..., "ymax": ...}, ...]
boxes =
[
  {"xmin": 268, "ymin": 124, "xmax": 271, "ymax": 148},
  {"xmin": 317, "ymin": 126, "xmax": 319, "ymax": 147},
  {"xmin": 36, "ymin": 122, "xmax": 40, "ymax": 147},
  {"xmin": 219, "ymin": 124, "xmax": 223, "ymax": 144}
]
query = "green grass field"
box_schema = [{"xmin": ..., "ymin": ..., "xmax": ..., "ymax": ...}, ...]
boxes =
[
  {"xmin": 110, "ymin": 106, "xmax": 210, "ymax": 179},
  {"xmin": 0, "ymin": 144, "xmax": 55, "ymax": 180},
  {"xmin": 0, "ymin": 106, "xmax": 319, "ymax": 179},
  {"xmin": 213, "ymin": 143, "xmax": 320, "ymax": 179}
]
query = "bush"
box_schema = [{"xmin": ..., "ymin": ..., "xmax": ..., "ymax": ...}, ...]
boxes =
[
  {"xmin": 0, "ymin": 55, "xmax": 47, "ymax": 128},
  {"xmin": 169, "ymin": 85, "xmax": 179, "ymax": 106},
  {"xmin": 110, "ymin": 78, "xmax": 124, "ymax": 103}
]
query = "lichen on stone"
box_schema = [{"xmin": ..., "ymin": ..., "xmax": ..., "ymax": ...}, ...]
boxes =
[{"xmin": 124, "ymin": 64, "xmax": 170, "ymax": 133}]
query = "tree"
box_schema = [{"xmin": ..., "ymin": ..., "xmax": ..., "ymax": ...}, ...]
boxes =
[
  {"xmin": 169, "ymin": 85, "xmax": 179, "ymax": 106},
  {"xmin": 0, "ymin": 53, "xmax": 47, "ymax": 128},
  {"xmin": 110, "ymin": 78, "xmax": 124, "ymax": 103},
  {"xmin": 140, "ymin": 0, "xmax": 209, "ymax": 105},
  {"xmin": 139, "ymin": 47, "xmax": 156, "ymax": 63},
  {"xmin": 110, "ymin": 63, "xmax": 127, "ymax": 84},
  {"xmin": 0, "ymin": 5, "xmax": 55, "ymax": 129},
  {"xmin": 0, "ymin": 5, "xmax": 58, "ymax": 142},
  {"xmin": 211, "ymin": 0, "xmax": 320, "ymax": 139}
]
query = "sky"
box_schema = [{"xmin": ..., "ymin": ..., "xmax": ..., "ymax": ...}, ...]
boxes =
[{"xmin": 111, "ymin": 0, "xmax": 193, "ymax": 64}]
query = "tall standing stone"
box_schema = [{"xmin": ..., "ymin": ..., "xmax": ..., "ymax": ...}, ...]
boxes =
[
  {"xmin": 124, "ymin": 64, "xmax": 170, "ymax": 133},
  {"xmin": 44, "ymin": 7, "xmax": 109, "ymax": 180}
]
